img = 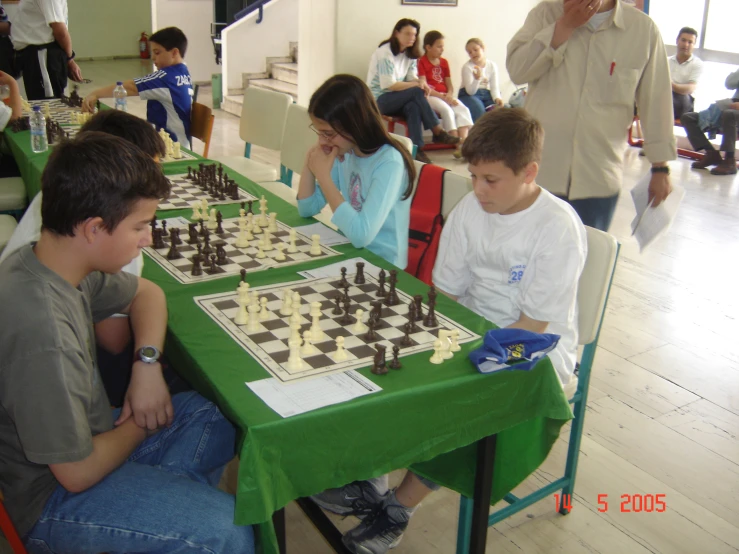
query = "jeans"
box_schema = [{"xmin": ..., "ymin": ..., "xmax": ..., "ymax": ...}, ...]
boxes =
[
  {"xmin": 25, "ymin": 392, "xmax": 255, "ymax": 554},
  {"xmin": 458, "ymin": 88, "xmax": 494, "ymax": 123},
  {"xmin": 376, "ymin": 87, "xmax": 440, "ymax": 148},
  {"xmin": 682, "ymin": 109, "xmax": 739, "ymax": 155},
  {"xmin": 672, "ymin": 91, "xmax": 694, "ymax": 121},
  {"xmin": 557, "ymin": 194, "xmax": 619, "ymax": 232}
]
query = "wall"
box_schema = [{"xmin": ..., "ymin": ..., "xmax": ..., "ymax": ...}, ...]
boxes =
[
  {"xmin": 222, "ymin": 0, "xmax": 299, "ymax": 92},
  {"xmin": 4, "ymin": 1, "xmax": 152, "ymax": 59},
  {"xmin": 153, "ymin": 0, "xmax": 221, "ymax": 83},
  {"xmin": 333, "ymin": 0, "xmax": 541, "ymax": 101},
  {"xmin": 297, "ymin": 0, "xmax": 335, "ymax": 106}
]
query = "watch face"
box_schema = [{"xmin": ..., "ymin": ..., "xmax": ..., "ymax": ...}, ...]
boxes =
[{"xmin": 141, "ymin": 346, "xmax": 157, "ymax": 358}]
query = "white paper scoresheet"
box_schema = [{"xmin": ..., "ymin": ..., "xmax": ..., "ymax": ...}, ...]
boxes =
[{"xmin": 630, "ymin": 174, "xmax": 685, "ymax": 252}]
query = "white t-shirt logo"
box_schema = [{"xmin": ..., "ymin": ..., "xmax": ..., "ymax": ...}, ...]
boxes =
[{"xmin": 508, "ymin": 264, "xmax": 526, "ymax": 284}]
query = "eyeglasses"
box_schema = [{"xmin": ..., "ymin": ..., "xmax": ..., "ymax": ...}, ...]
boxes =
[{"xmin": 309, "ymin": 124, "xmax": 338, "ymax": 140}]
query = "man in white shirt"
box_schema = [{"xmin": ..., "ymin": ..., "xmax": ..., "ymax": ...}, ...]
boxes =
[
  {"xmin": 669, "ymin": 27, "xmax": 703, "ymax": 120},
  {"xmin": 507, "ymin": 0, "xmax": 676, "ymax": 232},
  {"xmin": 10, "ymin": 0, "xmax": 82, "ymax": 99}
]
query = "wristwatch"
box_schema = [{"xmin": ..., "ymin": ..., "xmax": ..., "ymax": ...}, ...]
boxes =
[
  {"xmin": 135, "ymin": 345, "xmax": 161, "ymax": 364},
  {"xmin": 67, "ymin": 50, "xmax": 76, "ymax": 62},
  {"xmin": 650, "ymin": 166, "xmax": 670, "ymax": 175}
]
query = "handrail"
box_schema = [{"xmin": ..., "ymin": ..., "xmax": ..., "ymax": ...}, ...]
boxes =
[{"xmin": 234, "ymin": 0, "xmax": 273, "ymax": 24}]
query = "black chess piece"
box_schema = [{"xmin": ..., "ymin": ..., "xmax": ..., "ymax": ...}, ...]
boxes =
[
  {"xmin": 218, "ymin": 164, "xmax": 223, "ymax": 186},
  {"xmin": 190, "ymin": 254, "xmax": 203, "ymax": 276},
  {"xmin": 247, "ymin": 200, "xmax": 254, "ymax": 215},
  {"xmin": 198, "ymin": 220, "xmax": 207, "ymax": 237},
  {"xmin": 414, "ymin": 295, "xmax": 424, "ymax": 322},
  {"xmin": 150, "ymin": 216, "xmax": 158, "ymax": 232},
  {"xmin": 407, "ymin": 302, "xmax": 420, "ymax": 332},
  {"xmin": 355, "ymin": 262, "xmax": 366, "ymax": 284},
  {"xmin": 400, "ymin": 322, "xmax": 413, "ymax": 346},
  {"xmin": 161, "ymin": 220, "xmax": 168, "ymax": 237},
  {"xmin": 170, "ymin": 228, "xmax": 182, "ymax": 245},
  {"xmin": 215, "ymin": 243, "xmax": 228, "ymax": 265},
  {"xmin": 423, "ymin": 299, "xmax": 439, "ymax": 327},
  {"xmin": 202, "ymin": 232, "xmax": 212, "ymax": 258},
  {"xmin": 384, "ymin": 270, "xmax": 400, "ymax": 306},
  {"xmin": 188, "ymin": 223, "xmax": 199, "ymax": 245},
  {"xmin": 152, "ymin": 228, "xmax": 165, "ymax": 249},
  {"xmin": 215, "ymin": 211, "xmax": 224, "ymax": 234},
  {"xmin": 339, "ymin": 296, "xmax": 354, "ymax": 325},
  {"xmin": 388, "ymin": 345, "xmax": 402, "ymax": 370},
  {"xmin": 376, "ymin": 269, "xmax": 387, "ymax": 297},
  {"xmin": 339, "ymin": 267, "xmax": 349, "ymax": 288},
  {"xmin": 187, "ymin": 166, "xmax": 192, "ymax": 179},
  {"xmin": 370, "ymin": 301, "xmax": 383, "ymax": 323},
  {"xmin": 166, "ymin": 231, "xmax": 181, "ymax": 260},
  {"xmin": 428, "ymin": 284, "xmax": 437, "ymax": 305},
  {"xmin": 206, "ymin": 254, "xmax": 219, "ymax": 275},
  {"xmin": 229, "ymin": 181, "xmax": 239, "ymax": 200},
  {"xmin": 372, "ymin": 344, "xmax": 388, "ymax": 375},
  {"xmin": 332, "ymin": 293, "xmax": 343, "ymax": 315},
  {"xmin": 240, "ymin": 268, "xmax": 247, "ymax": 283},
  {"xmin": 364, "ymin": 317, "xmax": 378, "ymax": 342}
]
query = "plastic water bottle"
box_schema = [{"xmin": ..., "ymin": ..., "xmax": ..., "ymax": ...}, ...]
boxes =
[
  {"xmin": 114, "ymin": 81, "xmax": 128, "ymax": 111},
  {"xmin": 30, "ymin": 106, "xmax": 48, "ymax": 154}
]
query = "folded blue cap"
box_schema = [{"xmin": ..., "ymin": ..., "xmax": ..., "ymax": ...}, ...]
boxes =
[{"xmin": 469, "ymin": 328, "xmax": 560, "ymax": 374}]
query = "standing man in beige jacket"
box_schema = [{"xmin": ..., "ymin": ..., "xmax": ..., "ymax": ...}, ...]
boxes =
[{"xmin": 507, "ymin": 0, "xmax": 676, "ymax": 231}]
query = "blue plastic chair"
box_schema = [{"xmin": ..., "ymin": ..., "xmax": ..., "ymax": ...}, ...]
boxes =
[{"xmin": 456, "ymin": 226, "xmax": 620, "ymax": 553}]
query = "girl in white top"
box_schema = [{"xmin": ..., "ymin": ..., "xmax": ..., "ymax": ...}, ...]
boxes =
[
  {"xmin": 366, "ymin": 18, "xmax": 460, "ymax": 164},
  {"xmin": 459, "ymin": 38, "xmax": 504, "ymax": 123}
]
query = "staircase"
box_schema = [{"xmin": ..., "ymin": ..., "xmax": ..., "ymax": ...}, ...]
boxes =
[{"xmin": 223, "ymin": 41, "xmax": 297, "ymax": 117}]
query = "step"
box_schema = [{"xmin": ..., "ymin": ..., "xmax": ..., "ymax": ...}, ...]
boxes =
[
  {"xmin": 249, "ymin": 78, "xmax": 297, "ymax": 102},
  {"xmin": 223, "ymin": 94, "xmax": 243, "ymax": 117},
  {"xmin": 272, "ymin": 62, "xmax": 298, "ymax": 86}
]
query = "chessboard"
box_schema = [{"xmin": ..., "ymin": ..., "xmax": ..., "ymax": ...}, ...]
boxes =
[
  {"xmin": 195, "ymin": 269, "xmax": 480, "ymax": 382},
  {"xmin": 160, "ymin": 171, "xmax": 257, "ymax": 211},
  {"xmin": 161, "ymin": 150, "xmax": 197, "ymax": 163},
  {"xmin": 145, "ymin": 216, "xmax": 341, "ymax": 284},
  {"xmin": 26, "ymin": 99, "xmax": 86, "ymax": 125}
]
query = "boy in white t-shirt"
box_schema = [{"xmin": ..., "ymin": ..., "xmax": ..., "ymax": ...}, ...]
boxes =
[{"xmin": 311, "ymin": 108, "xmax": 587, "ymax": 554}]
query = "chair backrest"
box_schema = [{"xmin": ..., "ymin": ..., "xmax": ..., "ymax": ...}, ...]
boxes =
[
  {"xmin": 0, "ymin": 496, "xmax": 28, "ymax": 554},
  {"xmin": 441, "ymin": 171, "xmax": 473, "ymax": 218},
  {"xmin": 577, "ymin": 226, "xmax": 619, "ymax": 345},
  {"xmin": 240, "ymin": 86, "xmax": 292, "ymax": 151},
  {"xmin": 389, "ymin": 133, "xmax": 414, "ymax": 156},
  {"xmin": 190, "ymin": 102, "xmax": 214, "ymax": 158},
  {"xmin": 280, "ymin": 103, "xmax": 316, "ymax": 176}
]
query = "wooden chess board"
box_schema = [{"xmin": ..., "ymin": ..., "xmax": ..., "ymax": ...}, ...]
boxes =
[
  {"xmin": 195, "ymin": 272, "xmax": 480, "ymax": 382},
  {"xmin": 159, "ymin": 173, "xmax": 257, "ymax": 211},
  {"xmin": 145, "ymin": 216, "xmax": 341, "ymax": 284}
]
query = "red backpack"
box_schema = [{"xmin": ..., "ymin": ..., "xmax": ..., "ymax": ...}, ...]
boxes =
[{"xmin": 405, "ymin": 163, "xmax": 447, "ymax": 286}]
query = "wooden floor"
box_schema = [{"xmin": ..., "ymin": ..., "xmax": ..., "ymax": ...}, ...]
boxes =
[{"xmin": 48, "ymin": 61, "xmax": 739, "ymax": 554}]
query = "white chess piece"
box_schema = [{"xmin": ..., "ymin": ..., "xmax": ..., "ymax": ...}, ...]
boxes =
[
  {"xmin": 234, "ymin": 226, "xmax": 250, "ymax": 248},
  {"xmin": 234, "ymin": 297, "xmax": 248, "ymax": 325},
  {"xmin": 310, "ymin": 301, "xmax": 323, "ymax": 340},
  {"xmin": 309, "ymin": 234, "xmax": 322, "ymax": 256},
  {"xmin": 245, "ymin": 220, "xmax": 254, "ymax": 241},
  {"xmin": 287, "ymin": 229, "xmax": 298, "ymax": 253},
  {"xmin": 352, "ymin": 309, "xmax": 367, "ymax": 333},
  {"xmin": 191, "ymin": 203, "xmax": 202, "ymax": 221},
  {"xmin": 262, "ymin": 229, "xmax": 273, "ymax": 251},
  {"xmin": 239, "ymin": 208, "xmax": 247, "ymax": 224},
  {"xmin": 301, "ymin": 330, "xmax": 316, "ymax": 356},
  {"xmin": 290, "ymin": 321, "xmax": 302, "ymax": 342},
  {"xmin": 334, "ymin": 336, "xmax": 348, "ymax": 362},
  {"xmin": 173, "ymin": 142, "xmax": 181, "ymax": 159},
  {"xmin": 268, "ymin": 212, "xmax": 278, "ymax": 232},
  {"xmin": 259, "ymin": 196, "xmax": 268, "ymax": 226},
  {"xmin": 238, "ymin": 283, "xmax": 250, "ymax": 305},
  {"xmin": 256, "ymin": 244, "xmax": 266, "ymax": 259},
  {"xmin": 292, "ymin": 291, "xmax": 301, "ymax": 312},
  {"xmin": 247, "ymin": 304, "xmax": 260, "ymax": 332},
  {"xmin": 438, "ymin": 330, "xmax": 453, "ymax": 360},
  {"xmin": 286, "ymin": 338, "xmax": 303, "ymax": 371},
  {"xmin": 450, "ymin": 329, "xmax": 461, "ymax": 352},
  {"xmin": 275, "ymin": 242, "xmax": 287, "ymax": 261},
  {"xmin": 280, "ymin": 289, "xmax": 293, "ymax": 316},
  {"xmin": 259, "ymin": 297, "xmax": 270, "ymax": 321},
  {"xmin": 207, "ymin": 209, "xmax": 218, "ymax": 230},
  {"xmin": 429, "ymin": 339, "xmax": 444, "ymax": 364},
  {"xmin": 200, "ymin": 199, "xmax": 209, "ymax": 220},
  {"xmin": 290, "ymin": 310, "xmax": 302, "ymax": 328}
]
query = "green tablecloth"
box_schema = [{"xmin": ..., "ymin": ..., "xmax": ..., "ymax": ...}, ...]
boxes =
[{"xmin": 143, "ymin": 164, "xmax": 573, "ymax": 554}]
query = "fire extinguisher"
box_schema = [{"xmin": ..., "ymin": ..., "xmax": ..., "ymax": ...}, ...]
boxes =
[{"xmin": 139, "ymin": 32, "xmax": 150, "ymax": 59}]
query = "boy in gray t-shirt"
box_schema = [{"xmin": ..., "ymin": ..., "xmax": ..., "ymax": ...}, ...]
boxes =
[{"xmin": 0, "ymin": 133, "xmax": 255, "ymax": 553}]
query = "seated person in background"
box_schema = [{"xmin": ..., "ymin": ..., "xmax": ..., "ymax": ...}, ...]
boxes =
[
  {"xmin": 82, "ymin": 27, "xmax": 193, "ymax": 149},
  {"xmin": 459, "ymin": 38, "xmax": 504, "ymax": 123},
  {"xmin": 0, "ymin": 132, "xmax": 254, "ymax": 554},
  {"xmin": 0, "ymin": 69, "xmax": 23, "ymax": 176},
  {"xmin": 297, "ymin": 74, "xmax": 415, "ymax": 269},
  {"xmin": 681, "ymin": 67, "xmax": 739, "ymax": 176},
  {"xmin": 0, "ymin": 110, "xmax": 167, "ymax": 405},
  {"xmin": 418, "ymin": 30, "xmax": 473, "ymax": 159},
  {"xmin": 367, "ymin": 18, "xmax": 460, "ymax": 164},
  {"xmin": 312, "ymin": 109, "xmax": 587, "ymax": 554},
  {"xmin": 669, "ymin": 27, "xmax": 703, "ymax": 120}
]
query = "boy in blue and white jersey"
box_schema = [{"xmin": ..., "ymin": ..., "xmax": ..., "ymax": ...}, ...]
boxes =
[{"xmin": 83, "ymin": 27, "xmax": 193, "ymax": 149}]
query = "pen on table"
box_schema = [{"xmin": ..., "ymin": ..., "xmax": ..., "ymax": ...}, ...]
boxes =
[{"xmin": 610, "ymin": 61, "xmax": 616, "ymax": 76}]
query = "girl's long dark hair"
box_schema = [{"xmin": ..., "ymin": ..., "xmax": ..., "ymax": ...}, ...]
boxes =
[
  {"xmin": 379, "ymin": 18, "xmax": 422, "ymax": 59},
  {"xmin": 309, "ymin": 74, "xmax": 416, "ymax": 201}
]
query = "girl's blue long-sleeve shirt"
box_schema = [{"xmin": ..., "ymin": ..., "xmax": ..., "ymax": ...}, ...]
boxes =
[{"xmin": 297, "ymin": 144, "xmax": 411, "ymax": 268}]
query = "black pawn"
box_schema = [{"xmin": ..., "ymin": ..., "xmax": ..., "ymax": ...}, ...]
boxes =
[
  {"xmin": 364, "ymin": 317, "xmax": 378, "ymax": 342},
  {"xmin": 372, "ymin": 344, "xmax": 388, "ymax": 375},
  {"xmin": 355, "ymin": 262, "xmax": 366, "ymax": 284},
  {"xmin": 332, "ymin": 293, "xmax": 343, "ymax": 315},
  {"xmin": 215, "ymin": 243, "xmax": 228, "ymax": 265},
  {"xmin": 414, "ymin": 295, "xmax": 424, "ymax": 322},
  {"xmin": 339, "ymin": 297, "xmax": 354, "ymax": 325},
  {"xmin": 199, "ymin": 220, "xmax": 207, "ymax": 237},
  {"xmin": 247, "ymin": 200, "xmax": 254, "ymax": 215},
  {"xmin": 240, "ymin": 268, "xmax": 247, "ymax": 283},
  {"xmin": 400, "ymin": 322, "xmax": 413, "ymax": 346},
  {"xmin": 190, "ymin": 254, "xmax": 203, "ymax": 276},
  {"xmin": 202, "ymin": 233, "xmax": 212, "ymax": 258},
  {"xmin": 339, "ymin": 267, "xmax": 349, "ymax": 288},
  {"xmin": 376, "ymin": 269, "xmax": 387, "ymax": 297},
  {"xmin": 388, "ymin": 345, "xmax": 402, "ymax": 370},
  {"xmin": 206, "ymin": 254, "xmax": 219, "ymax": 275},
  {"xmin": 166, "ymin": 235, "xmax": 181, "ymax": 260}
]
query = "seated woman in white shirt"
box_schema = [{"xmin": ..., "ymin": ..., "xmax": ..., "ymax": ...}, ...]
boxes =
[{"xmin": 459, "ymin": 38, "xmax": 504, "ymax": 122}]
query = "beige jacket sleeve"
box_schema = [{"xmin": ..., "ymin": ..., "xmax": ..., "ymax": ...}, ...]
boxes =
[{"xmin": 507, "ymin": 3, "xmax": 566, "ymax": 86}]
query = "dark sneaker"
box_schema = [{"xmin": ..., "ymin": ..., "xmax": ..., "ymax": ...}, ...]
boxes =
[
  {"xmin": 415, "ymin": 150, "xmax": 432, "ymax": 164},
  {"xmin": 710, "ymin": 157, "xmax": 738, "ymax": 175},
  {"xmin": 342, "ymin": 494, "xmax": 413, "ymax": 554},
  {"xmin": 311, "ymin": 477, "xmax": 388, "ymax": 519},
  {"xmin": 432, "ymin": 130, "xmax": 460, "ymax": 145},
  {"xmin": 691, "ymin": 149, "xmax": 722, "ymax": 169}
]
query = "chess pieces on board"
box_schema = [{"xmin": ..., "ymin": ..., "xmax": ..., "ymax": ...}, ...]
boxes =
[{"xmin": 372, "ymin": 344, "xmax": 388, "ymax": 375}]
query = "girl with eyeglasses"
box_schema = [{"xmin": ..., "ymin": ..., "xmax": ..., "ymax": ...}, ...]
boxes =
[{"xmin": 297, "ymin": 74, "xmax": 416, "ymax": 268}]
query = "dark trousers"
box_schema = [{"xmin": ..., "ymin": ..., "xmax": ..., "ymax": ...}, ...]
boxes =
[
  {"xmin": 557, "ymin": 194, "xmax": 619, "ymax": 232},
  {"xmin": 16, "ymin": 41, "xmax": 68, "ymax": 100},
  {"xmin": 682, "ymin": 109, "xmax": 739, "ymax": 155},
  {"xmin": 458, "ymin": 88, "xmax": 494, "ymax": 123},
  {"xmin": 672, "ymin": 91, "xmax": 694, "ymax": 121},
  {"xmin": 376, "ymin": 87, "xmax": 440, "ymax": 148}
]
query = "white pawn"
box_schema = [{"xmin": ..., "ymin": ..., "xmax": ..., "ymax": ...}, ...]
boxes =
[
  {"xmin": 310, "ymin": 301, "xmax": 323, "ymax": 340},
  {"xmin": 235, "ymin": 227, "xmax": 250, "ymax": 248},
  {"xmin": 352, "ymin": 309, "xmax": 367, "ymax": 333},
  {"xmin": 280, "ymin": 289, "xmax": 293, "ymax": 316},
  {"xmin": 173, "ymin": 141, "xmax": 181, "ymax": 159},
  {"xmin": 191, "ymin": 203, "xmax": 202, "ymax": 221},
  {"xmin": 250, "ymin": 290, "xmax": 259, "ymax": 310},
  {"xmin": 256, "ymin": 244, "xmax": 266, "ymax": 259},
  {"xmin": 234, "ymin": 297, "xmax": 248, "ymax": 325},
  {"xmin": 309, "ymin": 234, "xmax": 322, "ymax": 256},
  {"xmin": 268, "ymin": 212, "xmax": 278, "ymax": 232},
  {"xmin": 334, "ymin": 336, "xmax": 348, "ymax": 362},
  {"xmin": 275, "ymin": 242, "xmax": 287, "ymax": 261},
  {"xmin": 438, "ymin": 330, "xmax": 453, "ymax": 360},
  {"xmin": 429, "ymin": 339, "xmax": 444, "ymax": 364},
  {"xmin": 450, "ymin": 329, "xmax": 461, "ymax": 352},
  {"xmin": 287, "ymin": 338, "xmax": 303, "ymax": 371},
  {"xmin": 247, "ymin": 303, "xmax": 260, "ymax": 332},
  {"xmin": 237, "ymin": 281, "xmax": 250, "ymax": 302},
  {"xmin": 292, "ymin": 291, "xmax": 301, "ymax": 312},
  {"xmin": 200, "ymin": 199, "xmax": 209, "ymax": 220},
  {"xmin": 259, "ymin": 196, "xmax": 268, "ymax": 226},
  {"xmin": 262, "ymin": 229, "xmax": 273, "ymax": 251},
  {"xmin": 287, "ymin": 229, "xmax": 298, "ymax": 253},
  {"xmin": 259, "ymin": 297, "xmax": 270, "ymax": 321},
  {"xmin": 301, "ymin": 330, "xmax": 316, "ymax": 356},
  {"xmin": 245, "ymin": 220, "xmax": 254, "ymax": 240},
  {"xmin": 207, "ymin": 208, "xmax": 218, "ymax": 230}
]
